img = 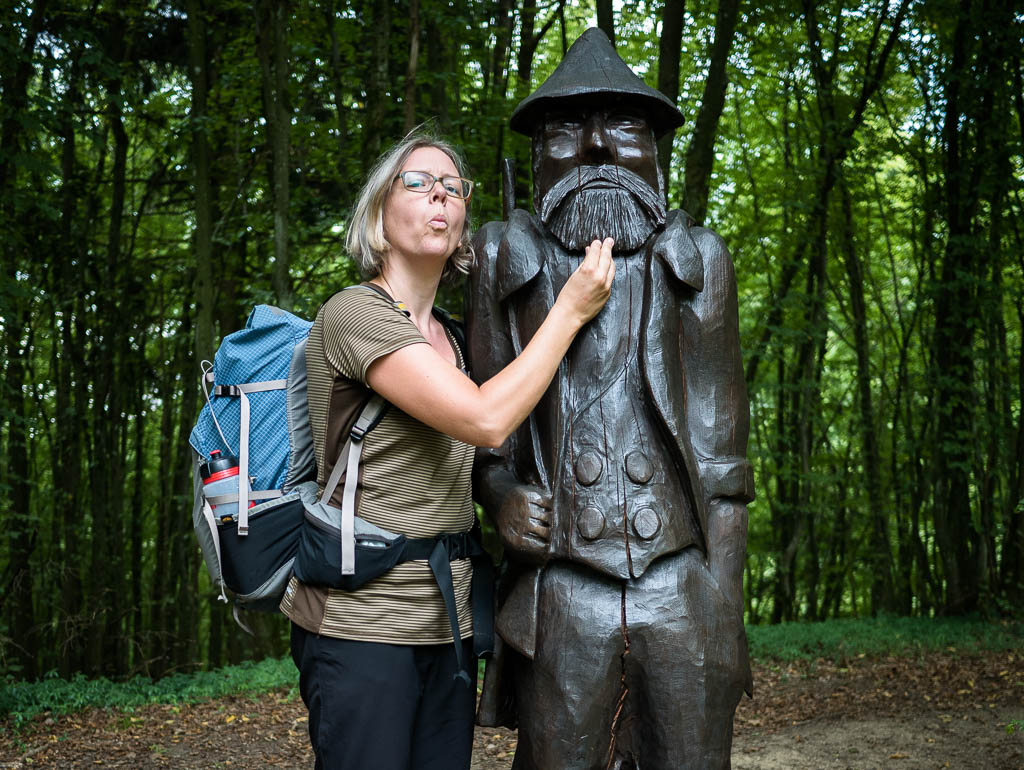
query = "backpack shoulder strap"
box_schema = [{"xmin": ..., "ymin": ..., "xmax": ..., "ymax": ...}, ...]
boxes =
[
  {"xmin": 432, "ymin": 306, "xmax": 466, "ymax": 363},
  {"xmin": 318, "ymin": 392, "xmax": 389, "ymax": 576},
  {"xmin": 318, "ymin": 393, "xmax": 388, "ymax": 507}
]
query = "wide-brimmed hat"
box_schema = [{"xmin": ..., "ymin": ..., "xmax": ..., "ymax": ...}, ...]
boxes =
[{"xmin": 510, "ymin": 27, "xmax": 684, "ymax": 138}]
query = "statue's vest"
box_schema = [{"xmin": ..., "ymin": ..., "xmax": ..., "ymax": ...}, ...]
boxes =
[
  {"xmin": 494, "ymin": 210, "xmax": 706, "ymax": 580},
  {"xmin": 550, "ymin": 246, "xmax": 698, "ymax": 579}
]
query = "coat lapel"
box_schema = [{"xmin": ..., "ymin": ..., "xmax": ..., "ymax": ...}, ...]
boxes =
[
  {"xmin": 640, "ymin": 210, "xmax": 710, "ymax": 548},
  {"xmin": 495, "ymin": 209, "xmax": 547, "ymax": 302},
  {"xmin": 496, "ymin": 210, "xmax": 558, "ymax": 492}
]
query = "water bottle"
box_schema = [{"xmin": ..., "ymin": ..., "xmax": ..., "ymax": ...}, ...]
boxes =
[{"xmin": 200, "ymin": 450, "xmax": 254, "ymax": 521}]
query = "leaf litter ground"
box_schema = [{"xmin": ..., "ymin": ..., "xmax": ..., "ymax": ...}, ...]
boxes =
[{"xmin": 1, "ymin": 649, "xmax": 1020, "ymax": 769}]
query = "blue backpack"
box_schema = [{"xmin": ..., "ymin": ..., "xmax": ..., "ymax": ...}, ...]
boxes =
[
  {"xmin": 190, "ymin": 305, "xmax": 315, "ymax": 520},
  {"xmin": 189, "ymin": 304, "xmax": 319, "ymax": 613}
]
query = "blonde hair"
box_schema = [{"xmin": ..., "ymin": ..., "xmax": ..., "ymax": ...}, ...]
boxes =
[{"xmin": 346, "ymin": 131, "xmax": 474, "ymax": 281}]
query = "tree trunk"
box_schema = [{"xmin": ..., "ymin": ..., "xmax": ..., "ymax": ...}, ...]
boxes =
[
  {"xmin": 150, "ymin": 323, "xmax": 177, "ymax": 676},
  {"xmin": 362, "ymin": 0, "xmax": 391, "ymax": 165},
  {"xmin": 256, "ymin": 0, "xmax": 292, "ymax": 310},
  {"xmin": 0, "ymin": 0, "xmax": 47, "ymax": 679},
  {"xmin": 324, "ymin": 1, "xmax": 348, "ymax": 173},
  {"xmin": 173, "ymin": 308, "xmax": 200, "ymax": 671},
  {"xmin": 188, "ymin": 0, "xmax": 215, "ymax": 367},
  {"xmin": 1003, "ymin": 300, "xmax": 1024, "ymax": 601},
  {"xmin": 514, "ymin": 0, "xmax": 559, "ymax": 204},
  {"xmin": 656, "ymin": 0, "xmax": 684, "ymax": 182},
  {"xmin": 771, "ymin": 351, "xmax": 799, "ymax": 622},
  {"xmin": 976, "ymin": 145, "xmax": 1011, "ymax": 604},
  {"xmin": 2, "ymin": 297, "xmax": 35, "ymax": 677},
  {"xmin": 129, "ymin": 365, "xmax": 145, "ymax": 672},
  {"xmin": 839, "ymin": 181, "xmax": 895, "ymax": 612},
  {"xmin": 426, "ymin": 19, "xmax": 450, "ymax": 133},
  {"xmin": 794, "ymin": 199, "xmax": 828, "ymax": 621},
  {"xmin": 403, "ymin": 0, "xmax": 420, "ymax": 133},
  {"xmin": 188, "ymin": 0, "xmax": 216, "ymax": 669},
  {"xmin": 930, "ymin": 0, "xmax": 1012, "ymax": 613},
  {"xmin": 97, "ymin": 85, "xmax": 130, "ymax": 677},
  {"xmin": 489, "ymin": 0, "xmax": 514, "ymax": 101},
  {"xmin": 55, "ymin": 82, "xmax": 85, "ymax": 675},
  {"xmin": 1000, "ymin": 55, "xmax": 1024, "ymax": 604},
  {"xmin": 516, "ymin": 0, "xmax": 539, "ymax": 98},
  {"xmin": 84, "ymin": 7, "xmax": 130, "ymax": 674},
  {"xmin": 682, "ymin": 0, "xmax": 740, "ymax": 224},
  {"xmin": 595, "ymin": 0, "xmax": 614, "ymax": 46}
]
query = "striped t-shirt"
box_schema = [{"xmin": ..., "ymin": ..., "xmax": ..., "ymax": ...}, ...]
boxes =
[{"xmin": 280, "ymin": 285, "xmax": 476, "ymax": 644}]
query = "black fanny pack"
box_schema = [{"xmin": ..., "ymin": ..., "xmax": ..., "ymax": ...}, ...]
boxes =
[{"xmin": 294, "ymin": 500, "xmax": 494, "ymax": 685}]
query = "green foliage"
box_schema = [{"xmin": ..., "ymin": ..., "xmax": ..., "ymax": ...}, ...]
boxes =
[
  {"xmin": 0, "ymin": 657, "xmax": 299, "ymax": 730},
  {"xmin": 747, "ymin": 616, "xmax": 1024, "ymax": 664},
  {"xmin": 1, "ymin": 0, "xmax": 1022, "ymax": 682}
]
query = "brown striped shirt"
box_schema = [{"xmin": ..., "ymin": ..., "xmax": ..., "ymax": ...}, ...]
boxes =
[{"xmin": 280, "ymin": 286, "xmax": 475, "ymax": 644}]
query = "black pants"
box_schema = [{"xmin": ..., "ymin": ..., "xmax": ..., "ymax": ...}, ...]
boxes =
[{"xmin": 290, "ymin": 623, "xmax": 477, "ymax": 770}]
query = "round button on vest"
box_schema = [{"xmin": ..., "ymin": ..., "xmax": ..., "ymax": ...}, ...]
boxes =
[
  {"xmin": 624, "ymin": 450, "xmax": 654, "ymax": 484},
  {"xmin": 577, "ymin": 505, "xmax": 607, "ymax": 540},
  {"xmin": 574, "ymin": 450, "xmax": 603, "ymax": 486},
  {"xmin": 631, "ymin": 507, "xmax": 661, "ymax": 540}
]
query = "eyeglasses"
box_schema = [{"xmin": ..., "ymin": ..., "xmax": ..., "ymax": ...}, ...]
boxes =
[{"xmin": 395, "ymin": 171, "xmax": 474, "ymax": 200}]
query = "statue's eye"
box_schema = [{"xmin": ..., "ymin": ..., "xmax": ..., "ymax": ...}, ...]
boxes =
[
  {"xmin": 545, "ymin": 116, "xmax": 583, "ymax": 133},
  {"xmin": 606, "ymin": 113, "xmax": 644, "ymax": 129}
]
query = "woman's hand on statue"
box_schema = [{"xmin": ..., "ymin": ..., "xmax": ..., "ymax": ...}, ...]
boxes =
[
  {"xmin": 554, "ymin": 237, "xmax": 615, "ymax": 327},
  {"xmin": 496, "ymin": 485, "xmax": 553, "ymax": 564}
]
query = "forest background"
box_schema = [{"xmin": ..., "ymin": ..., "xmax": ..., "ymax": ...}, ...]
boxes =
[{"xmin": 0, "ymin": 0, "xmax": 1021, "ymax": 682}]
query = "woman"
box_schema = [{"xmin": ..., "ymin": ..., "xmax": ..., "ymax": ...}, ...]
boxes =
[{"xmin": 281, "ymin": 132, "xmax": 614, "ymax": 770}]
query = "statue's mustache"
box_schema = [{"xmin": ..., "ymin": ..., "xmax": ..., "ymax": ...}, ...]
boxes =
[{"xmin": 538, "ymin": 165, "xmax": 666, "ymax": 226}]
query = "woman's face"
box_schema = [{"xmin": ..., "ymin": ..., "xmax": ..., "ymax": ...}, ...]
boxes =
[{"xmin": 382, "ymin": 146, "xmax": 466, "ymax": 269}]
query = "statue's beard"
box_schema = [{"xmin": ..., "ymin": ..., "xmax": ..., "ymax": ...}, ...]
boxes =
[{"xmin": 538, "ymin": 165, "xmax": 667, "ymax": 253}]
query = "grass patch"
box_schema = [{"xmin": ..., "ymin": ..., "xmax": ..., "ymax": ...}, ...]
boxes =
[
  {"xmin": 747, "ymin": 615, "xmax": 1024, "ymax": 664},
  {"xmin": 0, "ymin": 656, "xmax": 298, "ymax": 729},
  {"xmin": 3, "ymin": 617, "xmax": 1020, "ymax": 730}
]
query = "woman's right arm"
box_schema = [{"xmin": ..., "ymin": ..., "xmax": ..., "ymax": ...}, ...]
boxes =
[{"xmin": 365, "ymin": 238, "xmax": 615, "ymax": 448}]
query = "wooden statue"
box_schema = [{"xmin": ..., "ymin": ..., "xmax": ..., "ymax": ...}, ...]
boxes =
[{"xmin": 468, "ymin": 28, "xmax": 754, "ymax": 770}]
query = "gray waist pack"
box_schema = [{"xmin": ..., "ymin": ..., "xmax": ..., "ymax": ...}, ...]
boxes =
[
  {"xmin": 295, "ymin": 491, "xmax": 494, "ymax": 685},
  {"xmin": 296, "ymin": 498, "xmax": 474, "ymax": 591}
]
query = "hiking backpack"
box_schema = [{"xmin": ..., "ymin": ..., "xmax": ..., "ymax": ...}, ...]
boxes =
[{"xmin": 189, "ymin": 303, "xmax": 319, "ymax": 612}]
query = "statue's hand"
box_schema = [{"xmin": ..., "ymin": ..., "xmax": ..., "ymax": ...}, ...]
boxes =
[
  {"xmin": 707, "ymin": 498, "xmax": 748, "ymax": 613},
  {"xmin": 496, "ymin": 485, "xmax": 552, "ymax": 564},
  {"xmin": 706, "ymin": 497, "xmax": 754, "ymax": 696}
]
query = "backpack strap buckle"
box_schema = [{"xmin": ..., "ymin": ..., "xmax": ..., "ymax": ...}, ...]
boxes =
[{"xmin": 443, "ymin": 531, "xmax": 471, "ymax": 561}]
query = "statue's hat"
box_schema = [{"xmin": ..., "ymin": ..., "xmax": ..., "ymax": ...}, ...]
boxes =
[{"xmin": 510, "ymin": 27, "xmax": 684, "ymax": 138}]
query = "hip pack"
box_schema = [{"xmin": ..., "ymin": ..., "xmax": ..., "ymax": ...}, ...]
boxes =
[{"xmin": 188, "ymin": 293, "xmax": 492, "ymax": 676}]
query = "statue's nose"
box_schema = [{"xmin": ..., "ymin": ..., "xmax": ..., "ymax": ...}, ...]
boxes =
[{"xmin": 580, "ymin": 113, "xmax": 614, "ymax": 164}]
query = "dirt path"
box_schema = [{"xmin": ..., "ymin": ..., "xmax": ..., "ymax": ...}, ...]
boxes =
[{"xmin": 2, "ymin": 650, "xmax": 1021, "ymax": 769}]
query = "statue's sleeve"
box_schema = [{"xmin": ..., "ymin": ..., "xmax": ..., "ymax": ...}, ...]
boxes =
[
  {"xmin": 685, "ymin": 226, "xmax": 755, "ymax": 504},
  {"xmin": 466, "ymin": 221, "xmax": 521, "ymax": 516}
]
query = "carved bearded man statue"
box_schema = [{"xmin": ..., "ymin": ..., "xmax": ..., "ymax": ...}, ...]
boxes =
[{"xmin": 468, "ymin": 28, "xmax": 755, "ymax": 770}]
